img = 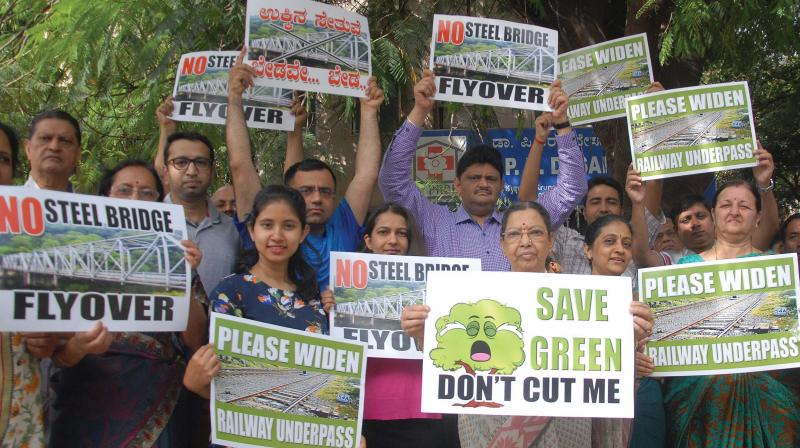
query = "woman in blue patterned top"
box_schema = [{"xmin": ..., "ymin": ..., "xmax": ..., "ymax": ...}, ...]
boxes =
[{"xmin": 183, "ymin": 184, "xmax": 329, "ymax": 398}]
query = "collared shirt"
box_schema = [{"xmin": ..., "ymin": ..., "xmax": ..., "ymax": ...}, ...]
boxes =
[
  {"xmin": 658, "ymin": 247, "xmax": 694, "ymax": 266},
  {"xmin": 24, "ymin": 176, "xmax": 72, "ymax": 192},
  {"xmin": 164, "ymin": 195, "xmax": 240, "ymax": 293},
  {"xmin": 552, "ymin": 208, "xmax": 665, "ymax": 281},
  {"xmin": 379, "ymin": 120, "xmax": 587, "ymax": 272}
]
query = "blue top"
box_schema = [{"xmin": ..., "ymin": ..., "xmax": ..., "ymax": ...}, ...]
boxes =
[
  {"xmin": 211, "ymin": 273, "xmax": 328, "ymax": 334},
  {"xmin": 231, "ymin": 199, "xmax": 363, "ymax": 289},
  {"xmin": 302, "ymin": 199, "xmax": 364, "ymax": 289}
]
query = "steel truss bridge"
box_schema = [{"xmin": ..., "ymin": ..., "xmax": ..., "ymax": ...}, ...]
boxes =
[
  {"xmin": 177, "ymin": 78, "xmax": 292, "ymax": 106},
  {"xmin": 251, "ymin": 24, "xmax": 370, "ymax": 72},
  {"xmin": 435, "ymin": 46, "xmax": 555, "ymax": 83},
  {"xmin": 1, "ymin": 232, "xmax": 187, "ymax": 289},
  {"xmin": 336, "ymin": 290, "xmax": 425, "ymax": 321}
]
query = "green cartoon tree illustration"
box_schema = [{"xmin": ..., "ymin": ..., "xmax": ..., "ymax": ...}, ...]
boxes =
[{"xmin": 430, "ymin": 299, "xmax": 525, "ymax": 375}]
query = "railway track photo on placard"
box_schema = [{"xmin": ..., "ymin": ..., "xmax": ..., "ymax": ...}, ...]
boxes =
[
  {"xmin": 215, "ymin": 359, "xmax": 360, "ymax": 421},
  {"xmin": 562, "ymin": 58, "xmax": 650, "ymax": 100},
  {"xmin": 650, "ymin": 290, "xmax": 797, "ymax": 342},
  {"xmin": 631, "ymin": 108, "xmax": 752, "ymax": 155}
]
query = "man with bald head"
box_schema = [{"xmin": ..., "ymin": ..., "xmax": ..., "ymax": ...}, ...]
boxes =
[{"xmin": 211, "ymin": 184, "xmax": 236, "ymax": 218}]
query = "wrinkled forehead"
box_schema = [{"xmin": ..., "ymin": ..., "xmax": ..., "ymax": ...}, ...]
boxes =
[{"xmin": 31, "ymin": 118, "xmax": 79, "ymax": 142}]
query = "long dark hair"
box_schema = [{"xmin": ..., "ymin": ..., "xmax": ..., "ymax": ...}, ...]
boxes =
[
  {"xmin": 0, "ymin": 122, "xmax": 19, "ymax": 176},
  {"xmin": 238, "ymin": 185, "xmax": 318, "ymax": 301},
  {"xmin": 360, "ymin": 202, "xmax": 426, "ymax": 256}
]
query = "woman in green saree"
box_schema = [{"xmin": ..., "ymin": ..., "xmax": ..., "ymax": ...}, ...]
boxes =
[{"xmin": 666, "ymin": 174, "xmax": 800, "ymax": 447}]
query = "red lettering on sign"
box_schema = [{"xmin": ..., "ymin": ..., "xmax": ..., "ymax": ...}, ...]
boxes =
[
  {"xmin": 436, "ymin": 20, "xmax": 464, "ymax": 45},
  {"xmin": 181, "ymin": 56, "xmax": 207, "ymax": 76},
  {"xmin": 0, "ymin": 196, "xmax": 44, "ymax": 236},
  {"xmin": 352, "ymin": 260, "xmax": 368, "ymax": 289}
]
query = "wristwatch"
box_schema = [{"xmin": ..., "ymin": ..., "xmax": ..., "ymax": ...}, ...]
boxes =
[
  {"xmin": 553, "ymin": 121, "xmax": 571, "ymax": 130},
  {"xmin": 757, "ymin": 178, "xmax": 774, "ymax": 193}
]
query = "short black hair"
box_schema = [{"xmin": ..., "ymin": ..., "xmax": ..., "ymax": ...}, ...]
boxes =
[
  {"xmin": 29, "ymin": 110, "xmax": 81, "ymax": 145},
  {"xmin": 0, "ymin": 122, "xmax": 19, "ymax": 175},
  {"xmin": 585, "ymin": 176, "xmax": 623, "ymax": 205},
  {"xmin": 163, "ymin": 131, "xmax": 214, "ymax": 166},
  {"xmin": 670, "ymin": 194, "xmax": 710, "ymax": 225},
  {"xmin": 284, "ymin": 158, "xmax": 337, "ymax": 187},
  {"xmin": 97, "ymin": 159, "xmax": 164, "ymax": 201},
  {"xmin": 456, "ymin": 144, "xmax": 503, "ymax": 178},
  {"xmin": 779, "ymin": 213, "xmax": 800, "ymax": 243}
]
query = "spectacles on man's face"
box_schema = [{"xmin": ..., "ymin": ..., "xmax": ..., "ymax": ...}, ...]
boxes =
[
  {"xmin": 111, "ymin": 184, "xmax": 160, "ymax": 201},
  {"xmin": 296, "ymin": 186, "xmax": 335, "ymax": 198},
  {"xmin": 168, "ymin": 157, "xmax": 212, "ymax": 171},
  {"xmin": 502, "ymin": 228, "xmax": 548, "ymax": 243}
]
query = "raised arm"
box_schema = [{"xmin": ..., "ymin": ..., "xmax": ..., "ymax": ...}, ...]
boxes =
[
  {"xmin": 378, "ymin": 70, "xmax": 446, "ymax": 229},
  {"xmin": 284, "ymin": 96, "xmax": 307, "ymax": 173},
  {"xmin": 537, "ymin": 79, "xmax": 588, "ymax": 228},
  {"xmin": 226, "ymin": 48, "xmax": 262, "ymax": 222},
  {"xmin": 753, "ymin": 141, "xmax": 778, "ymax": 250},
  {"xmin": 517, "ymin": 113, "xmax": 550, "ymax": 202},
  {"xmin": 344, "ymin": 77, "xmax": 385, "ymax": 224},
  {"xmin": 627, "ymin": 165, "xmax": 666, "ymax": 268},
  {"xmin": 155, "ymin": 97, "xmax": 177, "ymax": 195}
]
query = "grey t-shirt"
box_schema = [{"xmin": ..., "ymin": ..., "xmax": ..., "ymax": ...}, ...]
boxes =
[{"xmin": 165, "ymin": 195, "xmax": 240, "ymax": 293}]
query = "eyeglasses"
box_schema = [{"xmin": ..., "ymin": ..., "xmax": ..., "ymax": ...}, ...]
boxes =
[
  {"xmin": 111, "ymin": 185, "xmax": 160, "ymax": 201},
  {"xmin": 168, "ymin": 157, "xmax": 212, "ymax": 171},
  {"xmin": 296, "ymin": 186, "xmax": 335, "ymax": 198},
  {"xmin": 502, "ymin": 228, "xmax": 547, "ymax": 242}
]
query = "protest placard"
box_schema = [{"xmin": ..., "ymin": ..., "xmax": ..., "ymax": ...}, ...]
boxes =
[
  {"xmin": 172, "ymin": 51, "xmax": 295, "ymax": 131},
  {"xmin": 559, "ymin": 33, "xmax": 653, "ymax": 125},
  {"xmin": 210, "ymin": 312, "xmax": 366, "ymax": 448},
  {"xmin": 420, "ymin": 271, "xmax": 634, "ymax": 418},
  {"xmin": 0, "ymin": 187, "xmax": 190, "ymax": 332},
  {"xmin": 429, "ymin": 14, "xmax": 558, "ymax": 111},
  {"xmin": 330, "ymin": 252, "xmax": 481, "ymax": 359},
  {"xmin": 639, "ymin": 253, "xmax": 800, "ymax": 377},
  {"xmin": 244, "ymin": 0, "xmax": 371, "ymax": 98},
  {"xmin": 625, "ymin": 81, "xmax": 757, "ymax": 180}
]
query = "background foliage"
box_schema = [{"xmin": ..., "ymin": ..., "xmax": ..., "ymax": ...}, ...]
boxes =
[{"xmin": 1, "ymin": 0, "xmax": 798, "ymax": 211}]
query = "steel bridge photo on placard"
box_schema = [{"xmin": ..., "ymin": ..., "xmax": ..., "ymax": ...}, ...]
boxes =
[
  {"xmin": 0, "ymin": 224, "xmax": 187, "ymax": 294},
  {"xmin": 333, "ymin": 281, "xmax": 425, "ymax": 332},
  {"xmin": 433, "ymin": 38, "xmax": 556, "ymax": 89},
  {"xmin": 631, "ymin": 108, "xmax": 752, "ymax": 155},
  {"xmin": 215, "ymin": 358, "xmax": 361, "ymax": 421},
  {"xmin": 175, "ymin": 64, "xmax": 293, "ymax": 107},
  {"xmin": 650, "ymin": 289, "xmax": 798, "ymax": 342},
  {"xmin": 247, "ymin": 17, "xmax": 370, "ymax": 75}
]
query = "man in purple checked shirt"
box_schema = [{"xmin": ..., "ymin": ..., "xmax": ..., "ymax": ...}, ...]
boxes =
[{"xmin": 379, "ymin": 69, "xmax": 587, "ymax": 271}]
